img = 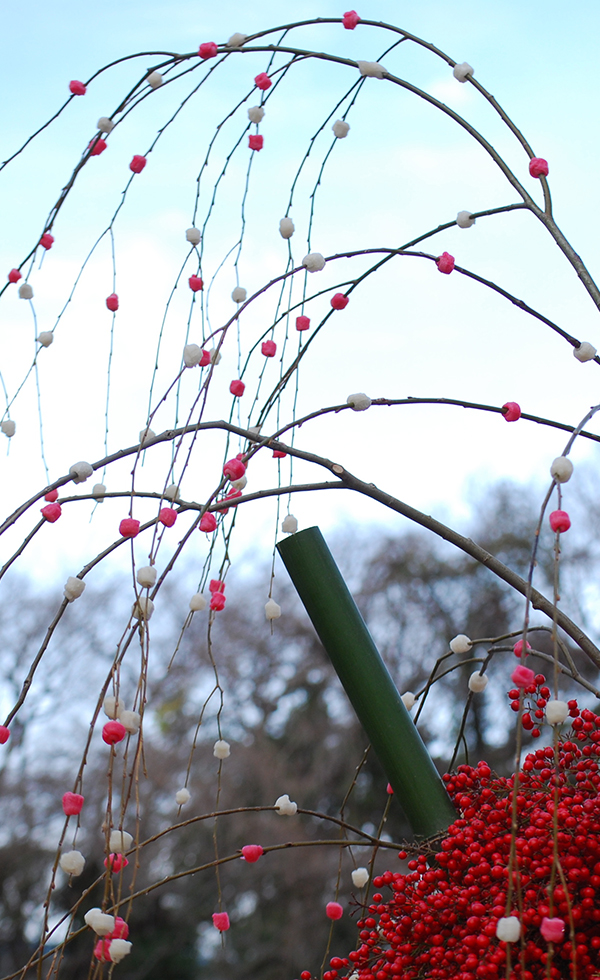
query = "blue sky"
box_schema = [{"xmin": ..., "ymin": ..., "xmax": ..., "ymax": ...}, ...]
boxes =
[{"xmin": 1, "ymin": 0, "xmax": 600, "ymax": 579}]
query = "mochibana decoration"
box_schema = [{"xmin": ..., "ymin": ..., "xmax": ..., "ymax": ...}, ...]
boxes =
[
  {"xmin": 319, "ymin": 687, "xmax": 600, "ymax": 980},
  {"xmin": 3, "ymin": 9, "xmax": 600, "ymax": 980}
]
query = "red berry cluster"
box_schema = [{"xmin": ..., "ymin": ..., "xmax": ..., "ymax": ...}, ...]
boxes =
[
  {"xmin": 508, "ymin": 672, "xmax": 550, "ymax": 737},
  {"xmin": 312, "ymin": 710, "xmax": 600, "ymax": 980},
  {"xmin": 507, "ymin": 673, "xmax": 580, "ymax": 737}
]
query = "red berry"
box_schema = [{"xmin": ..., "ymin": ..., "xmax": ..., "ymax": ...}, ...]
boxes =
[
  {"xmin": 102, "ymin": 721, "xmax": 127, "ymax": 744},
  {"xmin": 512, "ymin": 665, "xmax": 535, "ymax": 687},
  {"xmin": 89, "ymin": 138, "xmax": 107, "ymax": 156},
  {"xmin": 210, "ymin": 591, "xmax": 226, "ymax": 610},
  {"xmin": 223, "ymin": 458, "xmax": 246, "ymax": 480},
  {"xmin": 119, "ymin": 518, "xmax": 140, "ymax": 538},
  {"xmin": 330, "ymin": 293, "xmax": 349, "ymax": 310},
  {"xmin": 129, "ymin": 154, "xmax": 147, "ymax": 174},
  {"xmin": 158, "ymin": 507, "xmax": 177, "ymax": 528},
  {"xmin": 212, "ymin": 911, "xmax": 230, "ymax": 931},
  {"xmin": 105, "ymin": 853, "xmax": 129, "ymax": 873},
  {"xmin": 436, "ymin": 251, "xmax": 455, "ymax": 274},
  {"xmin": 549, "ymin": 510, "xmax": 570, "ymax": 532},
  {"xmin": 343, "ymin": 10, "xmax": 361, "ymax": 29},
  {"xmin": 106, "ymin": 293, "xmax": 119, "ymax": 312},
  {"xmin": 62, "ymin": 792, "xmax": 84, "ymax": 815},
  {"xmin": 199, "ymin": 42, "xmax": 218, "ymax": 59},
  {"xmin": 219, "ymin": 490, "xmax": 241, "ymax": 518},
  {"xmin": 502, "ymin": 401, "xmax": 521, "ymax": 422},
  {"xmin": 200, "ymin": 513, "xmax": 217, "ymax": 532},
  {"xmin": 529, "ymin": 157, "xmax": 549, "ymax": 178},
  {"xmin": 110, "ymin": 916, "xmax": 129, "ymax": 938},
  {"xmin": 93, "ymin": 940, "xmax": 111, "ymax": 962},
  {"xmin": 69, "ymin": 80, "xmax": 86, "ymax": 95},
  {"xmin": 254, "ymin": 72, "xmax": 272, "ymax": 90}
]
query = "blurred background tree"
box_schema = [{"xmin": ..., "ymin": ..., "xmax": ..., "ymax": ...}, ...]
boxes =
[{"xmin": 1, "ymin": 476, "xmax": 597, "ymax": 980}]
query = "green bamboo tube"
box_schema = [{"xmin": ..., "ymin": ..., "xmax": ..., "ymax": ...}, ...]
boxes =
[{"xmin": 277, "ymin": 526, "xmax": 456, "ymax": 839}]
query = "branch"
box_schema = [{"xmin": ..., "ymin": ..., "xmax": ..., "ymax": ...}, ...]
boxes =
[{"xmin": 257, "ymin": 442, "xmax": 600, "ymax": 668}]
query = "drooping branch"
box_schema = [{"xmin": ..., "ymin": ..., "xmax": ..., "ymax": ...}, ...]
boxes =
[{"xmin": 261, "ymin": 440, "xmax": 600, "ymax": 668}]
